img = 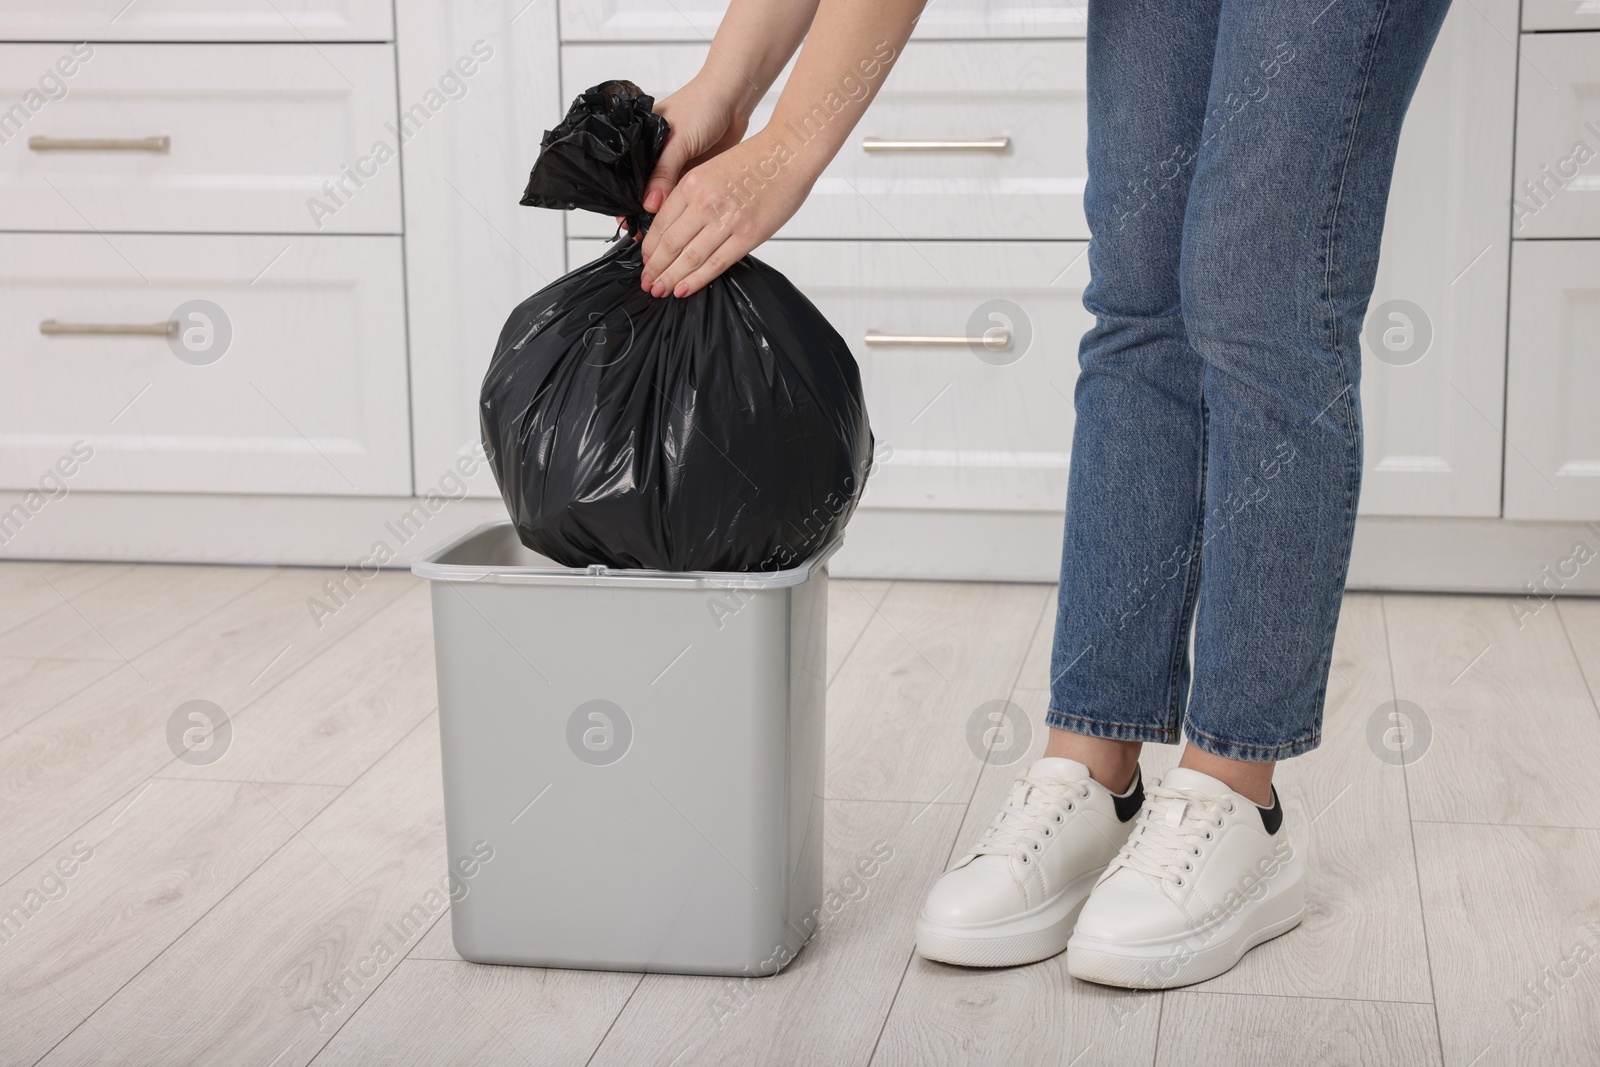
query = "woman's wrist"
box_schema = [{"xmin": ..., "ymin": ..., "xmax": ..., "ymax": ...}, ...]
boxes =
[
  {"xmin": 693, "ymin": 58, "xmax": 767, "ymax": 125},
  {"xmin": 753, "ymin": 110, "xmax": 841, "ymax": 186}
]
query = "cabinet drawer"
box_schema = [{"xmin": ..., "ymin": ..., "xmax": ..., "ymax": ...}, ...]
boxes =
[
  {"xmin": 558, "ymin": 0, "xmax": 1082, "ymax": 42},
  {"xmin": 1522, "ymin": 1, "xmax": 1600, "ymax": 31},
  {"xmin": 562, "ymin": 39, "xmax": 1086, "ymax": 240},
  {"xmin": 1504, "ymin": 241, "xmax": 1600, "ymax": 520},
  {"xmin": 0, "ymin": 44, "xmax": 400, "ymax": 235},
  {"xmin": 0, "ymin": 0, "xmax": 393, "ymax": 42},
  {"xmin": 570, "ymin": 237, "xmax": 1091, "ymax": 512},
  {"xmin": 0, "ymin": 234, "xmax": 411, "ymax": 496},
  {"xmin": 1512, "ymin": 33, "xmax": 1600, "ymax": 239}
]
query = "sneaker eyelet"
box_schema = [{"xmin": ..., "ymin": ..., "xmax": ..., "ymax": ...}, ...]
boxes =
[
  {"xmin": 1191, "ymin": 847, "xmax": 1201, "ymax": 856},
  {"xmin": 1225, "ymin": 802, "xmax": 1237, "ymax": 814},
  {"xmin": 1043, "ymin": 828, "xmax": 1053, "ymax": 838},
  {"xmin": 1021, "ymin": 854, "xmax": 1030, "ymax": 864},
  {"xmin": 1054, "ymin": 813, "xmax": 1065, "ymax": 824},
  {"xmin": 1203, "ymin": 830, "xmax": 1213, "ymax": 840},
  {"xmin": 1030, "ymin": 841, "xmax": 1041, "ymax": 851},
  {"xmin": 1183, "ymin": 861, "xmax": 1193, "ymax": 871},
  {"xmin": 1065, "ymin": 802, "xmax": 1075, "ymax": 813},
  {"xmin": 1173, "ymin": 876, "xmax": 1184, "ymax": 887}
]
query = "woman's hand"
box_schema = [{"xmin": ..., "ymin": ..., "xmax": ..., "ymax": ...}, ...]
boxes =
[
  {"xmin": 640, "ymin": 128, "xmax": 815, "ymax": 299},
  {"xmin": 643, "ymin": 79, "xmax": 750, "ymax": 214},
  {"xmin": 614, "ymin": 75, "xmax": 750, "ymax": 233}
]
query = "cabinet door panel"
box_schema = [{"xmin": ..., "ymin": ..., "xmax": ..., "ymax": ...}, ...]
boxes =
[
  {"xmin": 1512, "ymin": 33, "xmax": 1600, "ymax": 239},
  {"xmin": 0, "ymin": 234, "xmax": 410, "ymax": 496},
  {"xmin": 396, "ymin": 0, "xmax": 566, "ymax": 498},
  {"xmin": 561, "ymin": 40, "xmax": 1087, "ymax": 240},
  {"xmin": 571, "ymin": 237, "xmax": 1091, "ymax": 512},
  {"xmin": 1357, "ymin": 0, "xmax": 1516, "ymax": 517},
  {"xmin": 1504, "ymin": 241, "xmax": 1600, "ymax": 520}
]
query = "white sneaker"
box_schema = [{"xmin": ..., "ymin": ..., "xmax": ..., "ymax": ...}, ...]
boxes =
[
  {"xmin": 915, "ymin": 757, "xmax": 1143, "ymax": 967},
  {"xmin": 1066, "ymin": 767, "xmax": 1304, "ymax": 989}
]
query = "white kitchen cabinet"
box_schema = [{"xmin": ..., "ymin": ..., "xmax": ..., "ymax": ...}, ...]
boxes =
[
  {"xmin": 572, "ymin": 236, "xmax": 1092, "ymax": 512},
  {"xmin": 557, "ymin": 0, "xmax": 1082, "ymax": 42},
  {"xmin": 0, "ymin": 0, "xmax": 393, "ymax": 41},
  {"xmin": 561, "ymin": 38, "xmax": 1087, "ymax": 240},
  {"xmin": 4, "ymin": 0, "xmax": 1596, "ymax": 586},
  {"xmin": 1522, "ymin": 0, "xmax": 1600, "ymax": 31},
  {"xmin": 396, "ymin": 0, "xmax": 567, "ymax": 498},
  {"xmin": 0, "ymin": 44, "xmax": 401, "ymax": 235},
  {"xmin": 1356, "ymin": 0, "xmax": 1518, "ymax": 517},
  {"xmin": 0, "ymin": 234, "xmax": 411, "ymax": 496},
  {"xmin": 1504, "ymin": 241, "xmax": 1600, "ymax": 520},
  {"xmin": 1512, "ymin": 32, "xmax": 1600, "ymax": 239}
]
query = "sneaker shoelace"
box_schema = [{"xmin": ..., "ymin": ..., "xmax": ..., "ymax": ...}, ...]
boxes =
[
  {"xmin": 1108, "ymin": 782, "xmax": 1235, "ymax": 887},
  {"xmin": 969, "ymin": 775, "xmax": 1092, "ymax": 864}
]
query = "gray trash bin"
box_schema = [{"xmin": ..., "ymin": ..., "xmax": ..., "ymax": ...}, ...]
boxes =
[{"xmin": 412, "ymin": 521, "xmax": 831, "ymax": 977}]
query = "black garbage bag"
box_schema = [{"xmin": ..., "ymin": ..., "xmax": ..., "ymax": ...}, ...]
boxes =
[{"xmin": 480, "ymin": 80, "xmax": 874, "ymax": 573}]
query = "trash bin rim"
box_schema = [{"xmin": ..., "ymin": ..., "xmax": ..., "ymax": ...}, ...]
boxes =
[{"xmin": 411, "ymin": 520, "xmax": 842, "ymax": 590}]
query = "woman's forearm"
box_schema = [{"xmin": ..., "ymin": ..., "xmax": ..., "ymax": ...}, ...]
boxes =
[
  {"xmin": 696, "ymin": 0, "xmax": 824, "ymax": 122},
  {"xmin": 637, "ymin": 0, "xmax": 927, "ymax": 297},
  {"xmin": 759, "ymin": 0, "xmax": 924, "ymax": 180}
]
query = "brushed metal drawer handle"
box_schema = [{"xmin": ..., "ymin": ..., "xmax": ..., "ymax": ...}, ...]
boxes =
[
  {"xmin": 865, "ymin": 329, "xmax": 1011, "ymax": 350},
  {"xmin": 28, "ymin": 135, "xmax": 171, "ymax": 152},
  {"xmin": 41, "ymin": 319, "xmax": 178, "ymax": 337},
  {"xmin": 861, "ymin": 136, "xmax": 1010, "ymax": 153}
]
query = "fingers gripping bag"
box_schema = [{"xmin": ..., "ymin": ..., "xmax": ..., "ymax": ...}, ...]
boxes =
[{"xmin": 480, "ymin": 80, "xmax": 875, "ymax": 572}]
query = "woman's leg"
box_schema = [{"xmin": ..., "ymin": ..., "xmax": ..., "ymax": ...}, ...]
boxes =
[
  {"xmin": 917, "ymin": 24, "xmax": 1224, "ymax": 962},
  {"xmin": 1065, "ymin": 0, "xmax": 1452, "ymax": 990},
  {"xmin": 1176, "ymin": 0, "xmax": 1451, "ymax": 766},
  {"xmin": 1044, "ymin": 0, "xmax": 1223, "ymax": 785}
]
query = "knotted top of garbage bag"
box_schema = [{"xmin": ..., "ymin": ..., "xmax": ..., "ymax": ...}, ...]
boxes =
[{"xmin": 520, "ymin": 79, "xmax": 670, "ymax": 236}]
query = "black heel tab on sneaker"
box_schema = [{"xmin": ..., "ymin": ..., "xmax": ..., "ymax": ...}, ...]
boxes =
[
  {"xmin": 1257, "ymin": 786, "xmax": 1284, "ymax": 835},
  {"xmin": 1112, "ymin": 767, "xmax": 1144, "ymax": 823}
]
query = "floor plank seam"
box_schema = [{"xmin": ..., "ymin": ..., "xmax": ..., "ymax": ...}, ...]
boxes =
[
  {"xmin": 1379, "ymin": 596, "xmax": 1450, "ymax": 1065},
  {"xmin": 581, "ymin": 973, "xmax": 649, "ymax": 1067},
  {"xmin": 30, "ymin": 713, "xmax": 433, "ymax": 1061},
  {"xmin": 306, "ymin": 908, "xmax": 455, "ymax": 1065},
  {"xmin": 106, "ymin": 565, "xmax": 284, "ymax": 664},
  {"xmin": 863, "ymin": 946, "xmax": 920, "ymax": 1067},
  {"xmin": 2, "ymin": 578, "xmax": 419, "ymax": 888},
  {"xmin": 1408, "ymin": 818, "xmax": 1600, "ymax": 831},
  {"xmin": 1149, "ymin": 988, "xmax": 1166, "ymax": 1067},
  {"xmin": 0, "ymin": 562, "xmax": 134, "ymax": 643},
  {"xmin": 1554, "ymin": 600, "xmax": 1600, "ymax": 728},
  {"xmin": 819, "ymin": 797, "xmax": 971, "ymax": 807},
  {"xmin": 24, "ymin": 789, "xmax": 315, "ymax": 1067},
  {"xmin": 1175, "ymin": 987, "xmax": 1437, "ymax": 1006},
  {"xmin": 148, "ymin": 775, "xmax": 354, "ymax": 789},
  {"xmin": 2, "ymin": 770, "xmax": 177, "ymax": 895},
  {"xmin": 826, "ymin": 579, "xmax": 891, "ymax": 688},
  {"xmin": 140, "ymin": 579, "xmax": 421, "ymax": 782},
  {"xmin": 861, "ymin": 589, "xmax": 1050, "ymax": 1067},
  {"xmin": 0, "ymin": 659, "xmax": 122, "ymax": 744}
]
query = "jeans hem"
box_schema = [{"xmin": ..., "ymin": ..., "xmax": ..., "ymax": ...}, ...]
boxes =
[
  {"xmin": 1183, "ymin": 722, "xmax": 1320, "ymax": 762},
  {"xmin": 1045, "ymin": 708, "xmax": 1181, "ymax": 744}
]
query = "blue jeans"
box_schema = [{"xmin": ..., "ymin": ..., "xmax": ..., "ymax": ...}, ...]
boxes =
[{"xmin": 1047, "ymin": 0, "xmax": 1451, "ymax": 761}]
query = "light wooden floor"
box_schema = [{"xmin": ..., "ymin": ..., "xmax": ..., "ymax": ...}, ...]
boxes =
[{"xmin": 2, "ymin": 560, "xmax": 1598, "ymax": 1066}]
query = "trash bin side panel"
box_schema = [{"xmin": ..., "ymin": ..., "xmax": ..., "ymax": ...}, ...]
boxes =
[
  {"xmin": 779, "ymin": 569, "xmax": 827, "ymax": 966},
  {"xmin": 431, "ymin": 580, "xmax": 798, "ymax": 975}
]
